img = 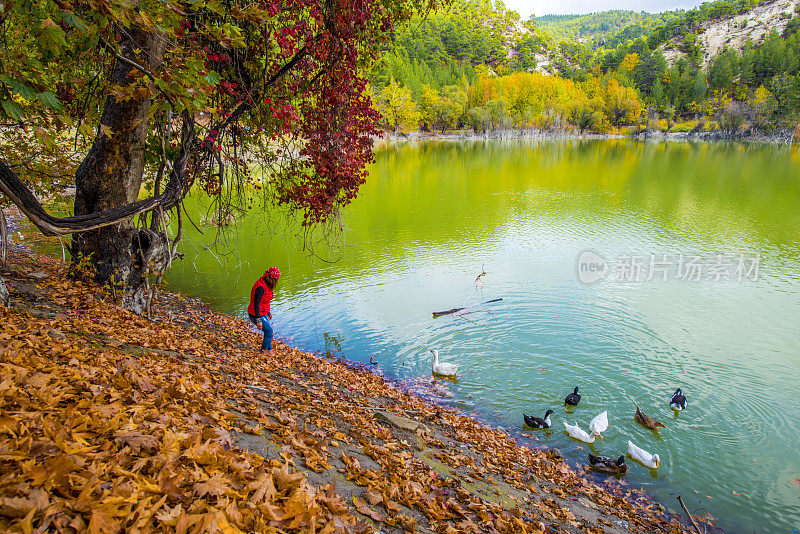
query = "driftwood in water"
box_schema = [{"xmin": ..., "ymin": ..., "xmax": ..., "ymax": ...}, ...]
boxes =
[
  {"xmin": 432, "ymin": 298, "xmax": 503, "ymax": 318},
  {"xmin": 677, "ymin": 495, "xmax": 703, "ymax": 534}
]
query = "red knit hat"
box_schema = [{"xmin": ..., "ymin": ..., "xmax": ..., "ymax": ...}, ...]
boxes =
[{"xmin": 266, "ymin": 266, "xmax": 281, "ymax": 279}]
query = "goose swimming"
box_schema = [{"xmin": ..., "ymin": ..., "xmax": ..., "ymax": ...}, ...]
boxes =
[{"xmin": 430, "ymin": 349, "xmax": 458, "ymax": 377}]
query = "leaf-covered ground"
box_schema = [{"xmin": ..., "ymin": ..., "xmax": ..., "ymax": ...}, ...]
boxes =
[{"xmin": 0, "ymin": 247, "xmax": 696, "ymax": 534}]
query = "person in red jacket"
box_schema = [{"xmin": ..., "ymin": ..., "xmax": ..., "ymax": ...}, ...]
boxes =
[{"xmin": 248, "ymin": 266, "xmax": 280, "ymax": 353}]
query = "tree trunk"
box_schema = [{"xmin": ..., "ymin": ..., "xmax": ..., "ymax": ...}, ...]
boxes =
[
  {"xmin": 0, "ymin": 275, "xmax": 8, "ymax": 307},
  {"xmin": 72, "ymin": 27, "xmax": 168, "ymax": 314},
  {"xmin": 1, "ymin": 208, "xmax": 8, "ymax": 307}
]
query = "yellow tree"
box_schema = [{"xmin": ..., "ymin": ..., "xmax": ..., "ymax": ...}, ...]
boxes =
[
  {"xmin": 748, "ymin": 86, "xmax": 777, "ymax": 132},
  {"xmin": 615, "ymin": 53, "xmax": 639, "ymax": 87},
  {"xmin": 604, "ymin": 79, "xmax": 643, "ymax": 126},
  {"xmin": 377, "ymin": 81, "xmax": 421, "ymax": 133},
  {"xmin": 419, "ymin": 84, "xmax": 464, "ymax": 132}
]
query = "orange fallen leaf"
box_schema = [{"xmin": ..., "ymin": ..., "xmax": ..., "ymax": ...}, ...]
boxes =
[
  {"xmin": 0, "ymin": 496, "xmax": 36, "ymax": 518},
  {"xmin": 363, "ymin": 489, "xmax": 382, "ymax": 506},
  {"xmin": 114, "ymin": 432, "xmax": 159, "ymax": 455},
  {"xmin": 353, "ymin": 496, "xmax": 385, "ymax": 522},
  {"xmin": 192, "ymin": 473, "xmax": 232, "ymax": 498}
]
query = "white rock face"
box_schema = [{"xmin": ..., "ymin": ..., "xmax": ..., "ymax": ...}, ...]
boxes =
[
  {"xmin": 700, "ymin": 0, "xmax": 799, "ymax": 66},
  {"xmin": 661, "ymin": 0, "xmax": 800, "ymax": 67}
]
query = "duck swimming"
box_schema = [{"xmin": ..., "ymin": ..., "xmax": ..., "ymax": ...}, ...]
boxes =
[
  {"xmin": 430, "ymin": 350, "xmax": 458, "ymax": 377},
  {"xmin": 563, "ymin": 421, "xmax": 598, "ymax": 443},
  {"xmin": 589, "ymin": 410, "xmax": 608, "ymax": 438},
  {"xmin": 669, "ymin": 388, "xmax": 687, "ymax": 411},
  {"xmin": 565, "ymin": 387, "xmax": 581, "ymax": 406},
  {"xmin": 588, "ymin": 454, "xmax": 627, "ymax": 475},
  {"xmin": 635, "ymin": 406, "xmax": 666, "ymax": 431},
  {"xmin": 627, "ymin": 440, "xmax": 660, "ymax": 469},
  {"xmin": 523, "ymin": 409, "xmax": 554, "ymax": 429}
]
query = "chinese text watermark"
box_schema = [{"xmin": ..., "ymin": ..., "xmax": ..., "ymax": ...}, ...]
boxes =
[{"xmin": 577, "ymin": 250, "xmax": 760, "ymax": 284}]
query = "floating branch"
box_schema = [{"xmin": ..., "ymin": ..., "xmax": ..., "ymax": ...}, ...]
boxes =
[{"xmin": 432, "ymin": 298, "xmax": 503, "ymax": 318}]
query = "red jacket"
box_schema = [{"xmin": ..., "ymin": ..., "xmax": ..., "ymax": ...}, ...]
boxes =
[{"xmin": 248, "ymin": 277, "xmax": 273, "ymax": 316}]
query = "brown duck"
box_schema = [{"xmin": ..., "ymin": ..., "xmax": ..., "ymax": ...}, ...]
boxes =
[{"xmin": 635, "ymin": 406, "xmax": 666, "ymax": 431}]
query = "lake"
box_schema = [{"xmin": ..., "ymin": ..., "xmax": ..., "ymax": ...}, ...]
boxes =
[{"xmin": 118, "ymin": 139, "xmax": 800, "ymax": 532}]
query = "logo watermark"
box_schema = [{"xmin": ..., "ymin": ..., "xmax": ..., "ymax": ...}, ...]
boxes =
[
  {"xmin": 577, "ymin": 250, "xmax": 609, "ymax": 284},
  {"xmin": 577, "ymin": 251, "xmax": 760, "ymax": 284}
]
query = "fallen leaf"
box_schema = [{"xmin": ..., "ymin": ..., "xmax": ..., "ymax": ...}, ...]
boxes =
[
  {"xmin": 363, "ymin": 489, "xmax": 382, "ymax": 506},
  {"xmin": 114, "ymin": 432, "xmax": 159, "ymax": 455},
  {"xmin": 192, "ymin": 473, "xmax": 231, "ymax": 499},
  {"xmin": 353, "ymin": 496, "xmax": 385, "ymax": 522},
  {"xmin": 0, "ymin": 496, "xmax": 35, "ymax": 518}
]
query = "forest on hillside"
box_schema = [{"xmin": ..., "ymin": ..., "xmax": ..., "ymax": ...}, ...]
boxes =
[
  {"xmin": 536, "ymin": 11, "xmax": 679, "ymax": 44},
  {"xmin": 370, "ymin": 0, "xmax": 800, "ymax": 137}
]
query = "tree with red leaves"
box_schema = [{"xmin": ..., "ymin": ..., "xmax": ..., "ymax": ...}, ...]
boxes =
[{"xmin": 0, "ymin": 0, "xmax": 434, "ymax": 313}]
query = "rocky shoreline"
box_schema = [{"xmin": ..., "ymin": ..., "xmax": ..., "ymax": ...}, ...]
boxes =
[{"xmin": 375, "ymin": 126, "xmax": 799, "ymax": 145}]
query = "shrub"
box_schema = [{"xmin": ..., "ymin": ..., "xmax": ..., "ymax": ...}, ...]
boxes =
[{"xmin": 671, "ymin": 120, "xmax": 700, "ymax": 132}]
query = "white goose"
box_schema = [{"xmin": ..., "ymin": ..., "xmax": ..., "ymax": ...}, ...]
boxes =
[
  {"xmin": 430, "ymin": 350, "xmax": 458, "ymax": 377},
  {"xmin": 627, "ymin": 440, "xmax": 660, "ymax": 468},
  {"xmin": 589, "ymin": 410, "xmax": 608, "ymax": 439},
  {"xmin": 563, "ymin": 421, "xmax": 598, "ymax": 443}
]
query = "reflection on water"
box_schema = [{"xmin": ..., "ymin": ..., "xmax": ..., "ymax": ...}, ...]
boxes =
[{"xmin": 159, "ymin": 139, "xmax": 800, "ymax": 533}]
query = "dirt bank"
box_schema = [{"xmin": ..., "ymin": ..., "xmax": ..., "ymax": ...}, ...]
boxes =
[{"xmin": 0, "ymin": 244, "xmax": 702, "ymax": 533}]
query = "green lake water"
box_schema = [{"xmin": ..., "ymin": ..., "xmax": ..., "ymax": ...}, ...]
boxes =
[{"xmin": 33, "ymin": 139, "xmax": 800, "ymax": 532}]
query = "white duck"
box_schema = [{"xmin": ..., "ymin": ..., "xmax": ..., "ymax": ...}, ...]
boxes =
[
  {"xmin": 430, "ymin": 350, "xmax": 458, "ymax": 377},
  {"xmin": 589, "ymin": 410, "xmax": 608, "ymax": 439},
  {"xmin": 563, "ymin": 421, "xmax": 598, "ymax": 443},
  {"xmin": 627, "ymin": 440, "xmax": 660, "ymax": 468}
]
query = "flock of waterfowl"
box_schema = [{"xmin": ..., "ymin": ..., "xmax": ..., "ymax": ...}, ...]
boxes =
[
  {"xmin": 523, "ymin": 386, "xmax": 688, "ymax": 475},
  {"xmin": 426, "ymin": 348, "xmax": 688, "ymax": 476}
]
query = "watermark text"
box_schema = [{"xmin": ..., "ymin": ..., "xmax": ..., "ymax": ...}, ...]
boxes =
[{"xmin": 577, "ymin": 251, "xmax": 760, "ymax": 284}]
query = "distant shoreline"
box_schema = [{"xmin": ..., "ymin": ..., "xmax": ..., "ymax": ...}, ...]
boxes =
[{"xmin": 376, "ymin": 127, "xmax": 800, "ymax": 146}]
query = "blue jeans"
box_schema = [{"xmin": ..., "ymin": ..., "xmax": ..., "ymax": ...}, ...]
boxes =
[{"xmin": 250, "ymin": 315, "xmax": 273, "ymax": 351}]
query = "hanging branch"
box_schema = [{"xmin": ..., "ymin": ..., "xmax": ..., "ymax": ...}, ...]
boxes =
[
  {"xmin": 205, "ymin": 42, "xmax": 313, "ymax": 138},
  {"xmin": 0, "ymin": 112, "xmax": 196, "ymax": 237}
]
